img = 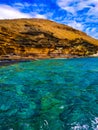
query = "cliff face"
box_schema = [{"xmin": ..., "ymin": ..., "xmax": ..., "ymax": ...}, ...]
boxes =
[{"xmin": 0, "ymin": 18, "xmax": 98, "ymax": 60}]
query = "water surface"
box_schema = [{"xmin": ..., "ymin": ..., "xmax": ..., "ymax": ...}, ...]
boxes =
[{"xmin": 0, "ymin": 58, "xmax": 98, "ymax": 130}]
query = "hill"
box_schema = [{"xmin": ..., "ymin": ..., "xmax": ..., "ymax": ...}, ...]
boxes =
[{"xmin": 0, "ymin": 18, "xmax": 98, "ymax": 60}]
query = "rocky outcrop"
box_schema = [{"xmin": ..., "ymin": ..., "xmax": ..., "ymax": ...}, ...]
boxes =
[{"xmin": 0, "ymin": 18, "xmax": 98, "ymax": 60}]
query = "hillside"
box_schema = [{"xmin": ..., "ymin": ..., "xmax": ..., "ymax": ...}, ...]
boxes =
[{"xmin": 0, "ymin": 18, "xmax": 98, "ymax": 60}]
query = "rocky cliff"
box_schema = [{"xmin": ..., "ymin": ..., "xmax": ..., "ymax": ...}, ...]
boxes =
[{"xmin": 0, "ymin": 18, "xmax": 98, "ymax": 60}]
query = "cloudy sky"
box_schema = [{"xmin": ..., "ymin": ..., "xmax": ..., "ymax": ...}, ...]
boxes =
[{"xmin": 0, "ymin": 0, "xmax": 98, "ymax": 39}]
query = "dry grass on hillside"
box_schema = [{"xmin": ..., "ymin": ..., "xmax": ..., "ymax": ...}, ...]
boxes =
[{"xmin": 0, "ymin": 18, "xmax": 98, "ymax": 46}]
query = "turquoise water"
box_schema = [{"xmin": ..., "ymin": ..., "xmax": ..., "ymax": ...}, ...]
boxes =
[{"xmin": 0, "ymin": 58, "xmax": 98, "ymax": 130}]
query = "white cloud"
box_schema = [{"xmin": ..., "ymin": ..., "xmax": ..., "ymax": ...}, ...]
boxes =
[
  {"xmin": 31, "ymin": 12, "xmax": 47, "ymax": 19},
  {"xmin": 63, "ymin": 6, "xmax": 76, "ymax": 14},
  {"xmin": 0, "ymin": 4, "xmax": 47, "ymax": 19},
  {"xmin": 86, "ymin": 27, "xmax": 98, "ymax": 39},
  {"xmin": 13, "ymin": 2, "xmax": 46, "ymax": 10},
  {"xmin": 35, "ymin": 14, "xmax": 46, "ymax": 19},
  {"xmin": 57, "ymin": 0, "xmax": 98, "ymax": 16},
  {"xmin": 13, "ymin": 2, "xmax": 31, "ymax": 9},
  {"xmin": 0, "ymin": 4, "xmax": 32, "ymax": 19},
  {"xmin": 56, "ymin": 0, "xmax": 98, "ymax": 39},
  {"xmin": 87, "ymin": 5, "xmax": 98, "ymax": 17},
  {"xmin": 68, "ymin": 21, "xmax": 84, "ymax": 31},
  {"xmin": 57, "ymin": 0, "xmax": 77, "ymax": 14}
]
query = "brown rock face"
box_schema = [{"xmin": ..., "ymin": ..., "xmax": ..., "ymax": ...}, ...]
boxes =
[{"xmin": 0, "ymin": 18, "xmax": 98, "ymax": 60}]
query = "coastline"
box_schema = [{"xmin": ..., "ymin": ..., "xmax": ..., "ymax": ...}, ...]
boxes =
[
  {"xmin": 0, "ymin": 59, "xmax": 33, "ymax": 66},
  {"xmin": 0, "ymin": 55, "xmax": 37, "ymax": 66},
  {"xmin": 0, "ymin": 54, "xmax": 98, "ymax": 67}
]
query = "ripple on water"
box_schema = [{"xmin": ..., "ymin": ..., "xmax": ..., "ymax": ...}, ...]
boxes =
[{"xmin": 0, "ymin": 58, "xmax": 98, "ymax": 130}]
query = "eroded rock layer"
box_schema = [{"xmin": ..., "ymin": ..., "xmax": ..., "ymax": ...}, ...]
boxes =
[{"xmin": 0, "ymin": 18, "xmax": 98, "ymax": 60}]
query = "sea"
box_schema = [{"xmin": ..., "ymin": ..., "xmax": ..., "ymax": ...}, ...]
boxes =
[{"xmin": 0, "ymin": 57, "xmax": 98, "ymax": 130}]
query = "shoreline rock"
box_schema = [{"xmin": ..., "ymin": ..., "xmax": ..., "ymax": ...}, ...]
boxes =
[{"xmin": 1, "ymin": 54, "xmax": 98, "ymax": 66}]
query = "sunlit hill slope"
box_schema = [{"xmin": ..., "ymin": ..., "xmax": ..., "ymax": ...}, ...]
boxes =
[{"xmin": 0, "ymin": 18, "xmax": 98, "ymax": 60}]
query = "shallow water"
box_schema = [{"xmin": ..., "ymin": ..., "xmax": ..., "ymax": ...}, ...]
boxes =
[{"xmin": 0, "ymin": 58, "xmax": 98, "ymax": 130}]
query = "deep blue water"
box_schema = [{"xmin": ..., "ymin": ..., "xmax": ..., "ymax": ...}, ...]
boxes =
[{"xmin": 0, "ymin": 58, "xmax": 98, "ymax": 130}]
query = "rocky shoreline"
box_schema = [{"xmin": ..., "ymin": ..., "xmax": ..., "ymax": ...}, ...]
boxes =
[
  {"xmin": 0, "ymin": 53, "xmax": 98, "ymax": 66},
  {"xmin": 0, "ymin": 59, "xmax": 33, "ymax": 66},
  {"xmin": 0, "ymin": 55, "xmax": 71, "ymax": 66}
]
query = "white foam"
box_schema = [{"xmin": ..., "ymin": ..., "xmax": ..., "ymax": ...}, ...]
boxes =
[
  {"xmin": 9, "ymin": 128, "xmax": 13, "ymax": 130},
  {"xmin": 71, "ymin": 123, "xmax": 89, "ymax": 130},
  {"xmin": 59, "ymin": 105, "xmax": 65, "ymax": 109},
  {"xmin": 71, "ymin": 117, "xmax": 98, "ymax": 130}
]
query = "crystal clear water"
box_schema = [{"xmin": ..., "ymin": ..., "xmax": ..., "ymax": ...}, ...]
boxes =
[{"xmin": 0, "ymin": 58, "xmax": 98, "ymax": 130}]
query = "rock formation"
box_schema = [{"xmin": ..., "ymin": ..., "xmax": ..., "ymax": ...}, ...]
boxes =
[{"xmin": 0, "ymin": 18, "xmax": 98, "ymax": 60}]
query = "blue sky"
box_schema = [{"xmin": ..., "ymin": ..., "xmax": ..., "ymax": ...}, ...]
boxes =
[{"xmin": 0, "ymin": 0, "xmax": 98, "ymax": 39}]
